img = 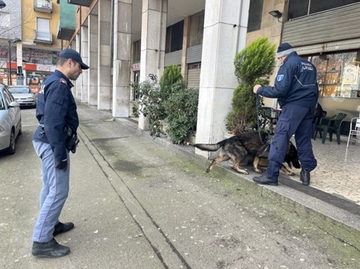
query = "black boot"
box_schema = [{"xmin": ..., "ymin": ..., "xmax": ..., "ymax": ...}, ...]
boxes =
[
  {"xmin": 32, "ymin": 238, "xmax": 70, "ymax": 258},
  {"xmin": 300, "ymin": 168, "xmax": 310, "ymax": 186},
  {"xmin": 53, "ymin": 222, "xmax": 74, "ymax": 236},
  {"xmin": 253, "ymin": 175, "xmax": 278, "ymax": 186}
]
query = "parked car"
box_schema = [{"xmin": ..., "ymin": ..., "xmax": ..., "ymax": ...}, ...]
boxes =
[
  {"xmin": 8, "ymin": 85, "xmax": 37, "ymax": 108},
  {"xmin": 0, "ymin": 84, "xmax": 22, "ymax": 154}
]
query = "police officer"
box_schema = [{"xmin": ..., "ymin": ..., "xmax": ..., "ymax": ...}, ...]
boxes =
[
  {"xmin": 252, "ymin": 43, "xmax": 318, "ymax": 186},
  {"xmin": 31, "ymin": 49, "xmax": 89, "ymax": 258}
]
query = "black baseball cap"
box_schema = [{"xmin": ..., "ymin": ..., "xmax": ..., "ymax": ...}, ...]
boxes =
[{"xmin": 58, "ymin": 49, "xmax": 89, "ymax": 70}]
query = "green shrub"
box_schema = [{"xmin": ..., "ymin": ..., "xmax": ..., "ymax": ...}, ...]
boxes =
[
  {"xmin": 227, "ymin": 37, "xmax": 276, "ymax": 133},
  {"xmin": 159, "ymin": 65, "xmax": 184, "ymax": 101},
  {"xmin": 131, "ymin": 66, "xmax": 189, "ymax": 139},
  {"xmin": 164, "ymin": 88, "xmax": 199, "ymax": 144},
  {"xmin": 131, "ymin": 77, "xmax": 165, "ymax": 137}
]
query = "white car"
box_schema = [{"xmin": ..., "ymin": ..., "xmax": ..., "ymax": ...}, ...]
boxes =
[
  {"xmin": 0, "ymin": 84, "xmax": 22, "ymax": 154},
  {"xmin": 8, "ymin": 85, "xmax": 37, "ymax": 108}
]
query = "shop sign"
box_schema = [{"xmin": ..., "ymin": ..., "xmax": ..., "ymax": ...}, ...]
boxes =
[{"xmin": 131, "ymin": 63, "xmax": 140, "ymax": 71}]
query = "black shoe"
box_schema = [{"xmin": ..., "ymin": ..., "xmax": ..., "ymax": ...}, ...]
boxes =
[
  {"xmin": 300, "ymin": 168, "xmax": 310, "ymax": 186},
  {"xmin": 32, "ymin": 238, "xmax": 70, "ymax": 258},
  {"xmin": 253, "ymin": 175, "xmax": 278, "ymax": 186},
  {"xmin": 53, "ymin": 222, "xmax": 74, "ymax": 236}
]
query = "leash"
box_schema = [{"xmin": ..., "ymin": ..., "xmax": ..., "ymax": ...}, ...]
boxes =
[
  {"xmin": 256, "ymin": 93, "xmax": 266, "ymax": 145},
  {"xmin": 255, "ymin": 93, "xmax": 272, "ymax": 157}
]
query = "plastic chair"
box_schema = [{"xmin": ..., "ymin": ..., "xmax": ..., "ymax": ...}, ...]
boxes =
[
  {"xmin": 346, "ymin": 117, "xmax": 360, "ymax": 148},
  {"xmin": 313, "ymin": 113, "xmax": 347, "ymax": 144}
]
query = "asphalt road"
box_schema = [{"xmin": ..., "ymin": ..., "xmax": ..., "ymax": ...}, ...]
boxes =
[{"xmin": 0, "ymin": 105, "xmax": 359, "ymax": 269}]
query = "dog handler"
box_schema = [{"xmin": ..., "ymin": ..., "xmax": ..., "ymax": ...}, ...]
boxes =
[
  {"xmin": 252, "ymin": 43, "xmax": 318, "ymax": 186},
  {"xmin": 31, "ymin": 49, "xmax": 89, "ymax": 258}
]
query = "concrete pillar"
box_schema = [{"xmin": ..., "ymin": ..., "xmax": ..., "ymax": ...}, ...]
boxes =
[
  {"xmin": 81, "ymin": 25, "xmax": 89, "ymax": 103},
  {"xmin": 112, "ymin": 0, "xmax": 132, "ymax": 117},
  {"xmin": 98, "ymin": 0, "xmax": 112, "ymax": 110},
  {"xmin": 138, "ymin": 0, "xmax": 167, "ymax": 129},
  {"xmin": 181, "ymin": 16, "xmax": 190, "ymax": 79},
  {"xmin": 75, "ymin": 33, "xmax": 81, "ymax": 99},
  {"xmin": 195, "ymin": 0, "xmax": 250, "ymax": 158},
  {"xmin": 88, "ymin": 12, "xmax": 98, "ymax": 106}
]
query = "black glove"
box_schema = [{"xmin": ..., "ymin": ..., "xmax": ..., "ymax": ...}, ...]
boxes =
[{"xmin": 56, "ymin": 159, "xmax": 68, "ymax": 171}]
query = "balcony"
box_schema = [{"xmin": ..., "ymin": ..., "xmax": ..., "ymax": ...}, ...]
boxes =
[
  {"xmin": 67, "ymin": 0, "xmax": 92, "ymax": 7},
  {"xmin": 34, "ymin": 0, "xmax": 52, "ymax": 13},
  {"xmin": 34, "ymin": 31, "xmax": 53, "ymax": 44},
  {"xmin": 56, "ymin": 19, "xmax": 75, "ymax": 41}
]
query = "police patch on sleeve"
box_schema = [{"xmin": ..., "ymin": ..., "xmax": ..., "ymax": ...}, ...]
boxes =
[
  {"xmin": 277, "ymin": 74, "xmax": 284, "ymax": 82},
  {"xmin": 60, "ymin": 78, "xmax": 67, "ymax": 85}
]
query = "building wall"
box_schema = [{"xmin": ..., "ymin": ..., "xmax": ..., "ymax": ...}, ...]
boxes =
[
  {"xmin": 19, "ymin": 0, "xmax": 63, "ymax": 88},
  {"xmin": 246, "ymin": 0, "xmax": 286, "ymax": 108},
  {"xmin": 22, "ymin": 0, "xmax": 62, "ymax": 49},
  {"xmin": 70, "ymin": 0, "xmax": 360, "ymax": 137}
]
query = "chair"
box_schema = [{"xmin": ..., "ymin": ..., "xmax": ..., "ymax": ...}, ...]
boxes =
[
  {"xmin": 313, "ymin": 110, "xmax": 327, "ymax": 131},
  {"xmin": 258, "ymin": 107, "xmax": 278, "ymax": 132},
  {"xmin": 346, "ymin": 117, "xmax": 360, "ymax": 148},
  {"xmin": 313, "ymin": 113, "xmax": 347, "ymax": 144}
]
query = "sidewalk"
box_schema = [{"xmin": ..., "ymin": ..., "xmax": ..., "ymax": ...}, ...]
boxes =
[
  {"xmin": 79, "ymin": 103, "xmax": 360, "ymax": 218},
  {"xmin": 3, "ymin": 104, "xmax": 360, "ymax": 268}
]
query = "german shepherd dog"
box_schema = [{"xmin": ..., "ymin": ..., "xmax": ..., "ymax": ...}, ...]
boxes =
[{"xmin": 193, "ymin": 131, "xmax": 300, "ymax": 175}]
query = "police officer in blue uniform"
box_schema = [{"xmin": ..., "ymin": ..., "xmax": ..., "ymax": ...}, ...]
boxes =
[
  {"xmin": 31, "ymin": 49, "xmax": 89, "ymax": 258},
  {"xmin": 252, "ymin": 43, "xmax": 318, "ymax": 186}
]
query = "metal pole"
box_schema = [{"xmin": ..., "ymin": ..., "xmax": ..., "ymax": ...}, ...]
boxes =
[{"xmin": 8, "ymin": 40, "xmax": 11, "ymax": 86}]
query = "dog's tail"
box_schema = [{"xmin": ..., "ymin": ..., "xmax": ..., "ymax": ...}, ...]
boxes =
[{"xmin": 192, "ymin": 142, "xmax": 223, "ymax": 151}]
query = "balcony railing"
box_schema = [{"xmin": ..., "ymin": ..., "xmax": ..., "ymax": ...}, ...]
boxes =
[
  {"xmin": 34, "ymin": 0, "xmax": 52, "ymax": 13},
  {"xmin": 34, "ymin": 31, "xmax": 53, "ymax": 44}
]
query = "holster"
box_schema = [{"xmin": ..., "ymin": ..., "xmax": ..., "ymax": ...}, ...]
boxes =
[{"xmin": 65, "ymin": 127, "xmax": 80, "ymax": 154}]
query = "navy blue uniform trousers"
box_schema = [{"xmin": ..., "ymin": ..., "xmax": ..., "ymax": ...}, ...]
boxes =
[{"xmin": 266, "ymin": 103, "xmax": 317, "ymax": 180}]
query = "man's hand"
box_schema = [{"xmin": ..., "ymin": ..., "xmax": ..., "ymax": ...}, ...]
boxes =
[
  {"xmin": 56, "ymin": 159, "xmax": 68, "ymax": 171},
  {"xmin": 253, "ymin": 84, "xmax": 262, "ymax": 94}
]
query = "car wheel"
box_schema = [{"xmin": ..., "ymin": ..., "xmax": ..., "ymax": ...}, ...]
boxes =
[{"xmin": 6, "ymin": 130, "xmax": 16, "ymax": 155}]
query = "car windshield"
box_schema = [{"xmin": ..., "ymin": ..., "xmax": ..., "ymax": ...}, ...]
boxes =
[{"xmin": 9, "ymin": 87, "xmax": 32, "ymax": 93}]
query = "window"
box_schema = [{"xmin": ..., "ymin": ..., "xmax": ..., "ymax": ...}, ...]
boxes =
[
  {"xmin": 133, "ymin": 40, "xmax": 141, "ymax": 62},
  {"xmin": 165, "ymin": 20, "xmax": 184, "ymax": 53},
  {"xmin": 189, "ymin": 11, "xmax": 204, "ymax": 47},
  {"xmin": 288, "ymin": 0, "xmax": 359, "ymax": 19},
  {"xmin": 310, "ymin": 51, "xmax": 360, "ymax": 98},
  {"xmin": 247, "ymin": 0, "xmax": 263, "ymax": 32},
  {"xmin": 36, "ymin": 18, "xmax": 51, "ymax": 41}
]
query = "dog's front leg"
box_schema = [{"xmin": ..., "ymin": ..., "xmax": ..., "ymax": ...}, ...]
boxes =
[{"xmin": 253, "ymin": 156, "xmax": 262, "ymax": 173}]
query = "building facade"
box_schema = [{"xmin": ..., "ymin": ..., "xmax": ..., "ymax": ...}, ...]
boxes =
[
  {"xmin": 0, "ymin": 0, "xmax": 71, "ymax": 92},
  {"xmin": 62, "ymin": 0, "xmax": 359, "ymax": 158}
]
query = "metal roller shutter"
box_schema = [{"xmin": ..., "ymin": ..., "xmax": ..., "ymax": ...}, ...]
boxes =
[{"xmin": 187, "ymin": 63, "xmax": 201, "ymax": 89}]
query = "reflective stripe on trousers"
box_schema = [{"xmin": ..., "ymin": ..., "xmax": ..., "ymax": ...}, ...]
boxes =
[{"xmin": 32, "ymin": 140, "xmax": 70, "ymax": 242}]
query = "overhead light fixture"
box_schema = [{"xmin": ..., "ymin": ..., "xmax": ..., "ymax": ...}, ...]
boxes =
[
  {"xmin": 269, "ymin": 10, "xmax": 282, "ymax": 19},
  {"xmin": 0, "ymin": 1, "xmax": 6, "ymax": 9}
]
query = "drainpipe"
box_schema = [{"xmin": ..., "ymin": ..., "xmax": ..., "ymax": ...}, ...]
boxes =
[
  {"xmin": 158, "ymin": 0, "xmax": 164, "ymax": 69},
  {"xmin": 110, "ymin": 0, "xmax": 114, "ymax": 67}
]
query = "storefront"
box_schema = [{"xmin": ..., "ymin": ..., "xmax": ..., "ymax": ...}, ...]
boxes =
[
  {"xmin": 282, "ymin": 2, "xmax": 360, "ymax": 134},
  {"xmin": 308, "ymin": 51, "xmax": 360, "ymax": 134}
]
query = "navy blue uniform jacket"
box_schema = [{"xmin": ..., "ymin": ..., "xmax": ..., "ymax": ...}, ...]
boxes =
[
  {"xmin": 257, "ymin": 51, "xmax": 318, "ymax": 108},
  {"xmin": 33, "ymin": 70, "xmax": 79, "ymax": 164}
]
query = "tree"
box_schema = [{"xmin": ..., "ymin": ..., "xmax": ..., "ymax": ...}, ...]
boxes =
[{"xmin": 226, "ymin": 37, "xmax": 276, "ymax": 134}]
